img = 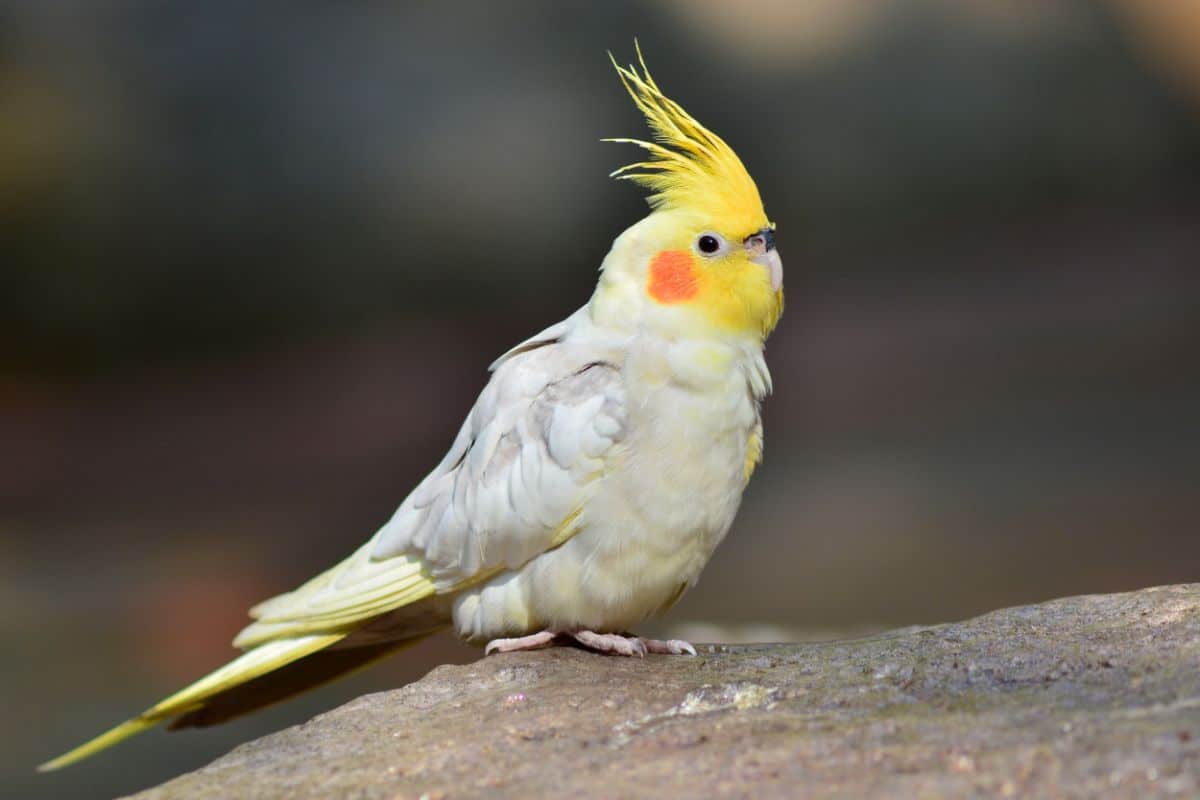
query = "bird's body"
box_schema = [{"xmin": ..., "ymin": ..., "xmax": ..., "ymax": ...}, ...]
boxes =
[
  {"xmin": 289, "ymin": 212, "xmax": 771, "ymax": 649},
  {"xmin": 454, "ymin": 269, "xmax": 768, "ymax": 642},
  {"xmin": 42, "ymin": 46, "xmax": 783, "ymax": 771}
]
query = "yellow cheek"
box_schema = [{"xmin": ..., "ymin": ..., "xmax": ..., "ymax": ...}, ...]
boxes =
[{"xmin": 695, "ymin": 261, "xmax": 784, "ymax": 338}]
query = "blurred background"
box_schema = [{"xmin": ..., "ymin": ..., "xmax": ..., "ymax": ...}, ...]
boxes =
[{"xmin": 4, "ymin": 1, "xmax": 1199, "ymax": 797}]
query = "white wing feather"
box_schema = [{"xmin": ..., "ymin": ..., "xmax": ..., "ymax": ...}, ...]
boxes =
[
  {"xmin": 374, "ymin": 318, "xmax": 627, "ymax": 581},
  {"xmin": 234, "ymin": 311, "xmax": 626, "ymax": 647}
]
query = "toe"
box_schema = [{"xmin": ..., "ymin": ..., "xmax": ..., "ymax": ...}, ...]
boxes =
[
  {"xmin": 571, "ymin": 631, "xmax": 647, "ymax": 657},
  {"xmin": 484, "ymin": 630, "xmax": 557, "ymax": 655},
  {"xmin": 644, "ymin": 638, "xmax": 698, "ymax": 656}
]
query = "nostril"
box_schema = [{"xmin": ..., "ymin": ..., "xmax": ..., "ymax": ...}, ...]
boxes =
[{"xmin": 743, "ymin": 228, "xmax": 776, "ymax": 252}]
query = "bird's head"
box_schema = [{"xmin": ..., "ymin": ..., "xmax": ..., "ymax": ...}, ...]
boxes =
[{"xmin": 592, "ymin": 46, "xmax": 783, "ymax": 343}]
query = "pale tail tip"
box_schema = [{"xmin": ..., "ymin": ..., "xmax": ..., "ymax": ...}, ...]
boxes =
[
  {"xmin": 38, "ymin": 745, "xmax": 95, "ymax": 773},
  {"xmin": 37, "ymin": 756, "xmax": 68, "ymax": 773},
  {"xmin": 36, "ymin": 716, "xmax": 157, "ymax": 773},
  {"xmin": 37, "ymin": 745, "xmax": 90, "ymax": 773}
]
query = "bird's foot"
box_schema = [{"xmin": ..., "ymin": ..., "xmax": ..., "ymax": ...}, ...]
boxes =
[
  {"xmin": 641, "ymin": 638, "xmax": 698, "ymax": 656},
  {"xmin": 570, "ymin": 630, "xmax": 647, "ymax": 657},
  {"xmin": 484, "ymin": 630, "xmax": 698, "ymax": 658},
  {"xmin": 484, "ymin": 630, "xmax": 558, "ymax": 655},
  {"xmin": 570, "ymin": 632, "xmax": 697, "ymax": 657}
]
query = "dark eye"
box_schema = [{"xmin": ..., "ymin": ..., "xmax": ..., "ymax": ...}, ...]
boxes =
[{"xmin": 697, "ymin": 235, "xmax": 720, "ymax": 254}]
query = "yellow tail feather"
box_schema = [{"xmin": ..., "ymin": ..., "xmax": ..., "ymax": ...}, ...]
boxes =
[
  {"xmin": 38, "ymin": 632, "xmax": 345, "ymax": 772},
  {"xmin": 37, "ymin": 717, "xmax": 160, "ymax": 773}
]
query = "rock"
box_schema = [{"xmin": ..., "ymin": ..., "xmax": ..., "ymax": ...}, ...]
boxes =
[{"xmin": 127, "ymin": 585, "xmax": 1200, "ymax": 799}]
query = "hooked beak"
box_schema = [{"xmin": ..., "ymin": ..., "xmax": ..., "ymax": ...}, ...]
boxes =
[{"xmin": 744, "ymin": 228, "xmax": 783, "ymax": 291}]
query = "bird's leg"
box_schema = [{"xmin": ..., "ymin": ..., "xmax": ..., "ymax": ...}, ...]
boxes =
[{"xmin": 484, "ymin": 630, "xmax": 559, "ymax": 655}]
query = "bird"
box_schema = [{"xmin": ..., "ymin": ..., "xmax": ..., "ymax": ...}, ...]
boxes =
[{"xmin": 40, "ymin": 43, "xmax": 783, "ymax": 772}]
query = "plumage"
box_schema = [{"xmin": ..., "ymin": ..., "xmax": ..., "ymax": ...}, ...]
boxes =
[{"xmin": 41, "ymin": 44, "xmax": 783, "ymax": 771}]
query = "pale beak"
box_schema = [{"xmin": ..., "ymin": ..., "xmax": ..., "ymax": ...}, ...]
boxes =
[
  {"xmin": 745, "ymin": 229, "xmax": 783, "ymax": 291},
  {"xmin": 753, "ymin": 249, "xmax": 783, "ymax": 291}
]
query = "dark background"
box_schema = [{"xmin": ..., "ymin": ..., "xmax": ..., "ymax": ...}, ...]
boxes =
[{"xmin": 4, "ymin": 2, "xmax": 1199, "ymax": 798}]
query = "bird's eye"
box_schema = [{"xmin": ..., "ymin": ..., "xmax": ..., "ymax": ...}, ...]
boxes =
[{"xmin": 697, "ymin": 234, "xmax": 723, "ymax": 255}]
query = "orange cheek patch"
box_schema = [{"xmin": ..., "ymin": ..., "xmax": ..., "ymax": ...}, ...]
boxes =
[{"xmin": 647, "ymin": 250, "xmax": 699, "ymax": 304}]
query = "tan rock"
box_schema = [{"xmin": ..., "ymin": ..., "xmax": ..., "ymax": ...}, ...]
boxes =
[{"xmin": 128, "ymin": 584, "xmax": 1200, "ymax": 799}]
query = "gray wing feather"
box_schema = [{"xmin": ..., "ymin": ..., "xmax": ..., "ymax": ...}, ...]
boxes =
[{"xmin": 371, "ymin": 321, "xmax": 626, "ymax": 588}]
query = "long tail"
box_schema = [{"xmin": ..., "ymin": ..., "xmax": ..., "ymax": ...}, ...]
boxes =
[{"xmin": 38, "ymin": 632, "xmax": 423, "ymax": 771}]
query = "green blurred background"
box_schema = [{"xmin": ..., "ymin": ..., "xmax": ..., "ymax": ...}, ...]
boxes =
[{"xmin": 4, "ymin": 1, "xmax": 1199, "ymax": 797}]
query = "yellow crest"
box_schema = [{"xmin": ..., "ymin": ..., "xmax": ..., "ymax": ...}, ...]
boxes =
[{"xmin": 607, "ymin": 44, "xmax": 769, "ymax": 236}]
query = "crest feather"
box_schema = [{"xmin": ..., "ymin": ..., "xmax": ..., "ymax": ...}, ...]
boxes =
[{"xmin": 606, "ymin": 43, "xmax": 768, "ymax": 234}]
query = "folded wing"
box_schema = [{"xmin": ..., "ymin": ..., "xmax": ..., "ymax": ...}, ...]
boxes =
[{"xmin": 236, "ymin": 314, "xmax": 627, "ymax": 647}]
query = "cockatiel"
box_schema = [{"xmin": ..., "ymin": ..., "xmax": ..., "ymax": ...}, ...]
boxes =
[{"xmin": 41, "ymin": 44, "xmax": 783, "ymax": 771}]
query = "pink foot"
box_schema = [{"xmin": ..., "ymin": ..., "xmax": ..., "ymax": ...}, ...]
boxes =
[
  {"xmin": 570, "ymin": 630, "xmax": 648, "ymax": 657},
  {"xmin": 642, "ymin": 638, "xmax": 698, "ymax": 656},
  {"xmin": 484, "ymin": 630, "xmax": 698, "ymax": 658},
  {"xmin": 485, "ymin": 630, "xmax": 558, "ymax": 655}
]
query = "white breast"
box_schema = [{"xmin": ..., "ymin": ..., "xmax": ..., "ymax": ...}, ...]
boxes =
[{"xmin": 453, "ymin": 334, "xmax": 766, "ymax": 641}]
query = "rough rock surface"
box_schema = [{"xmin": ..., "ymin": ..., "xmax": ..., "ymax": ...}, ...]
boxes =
[{"xmin": 129, "ymin": 585, "xmax": 1200, "ymax": 799}]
